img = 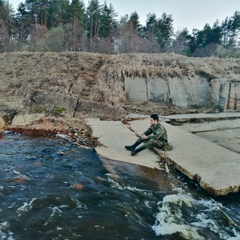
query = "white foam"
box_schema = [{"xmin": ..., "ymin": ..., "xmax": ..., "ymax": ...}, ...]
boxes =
[
  {"xmin": 44, "ymin": 206, "xmax": 63, "ymax": 226},
  {"xmin": 0, "ymin": 221, "xmax": 15, "ymax": 240},
  {"xmin": 152, "ymin": 193, "xmax": 239, "ymax": 239},
  {"xmin": 152, "ymin": 193, "xmax": 203, "ymax": 239},
  {"xmin": 16, "ymin": 198, "xmax": 37, "ymax": 216},
  {"xmin": 56, "ymin": 133, "xmax": 71, "ymax": 140},
  {"xmin": 4, "ymin": 131, "xmax": 11, "ymax": 134},
  {"xmin": 106, "ymin": 174, "xmax": 124, "ymax": 190}
]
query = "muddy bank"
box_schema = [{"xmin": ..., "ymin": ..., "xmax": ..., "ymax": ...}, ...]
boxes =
[{"xmin": 2, "ymin": 115, "xmax": 98, "ymax": 149}]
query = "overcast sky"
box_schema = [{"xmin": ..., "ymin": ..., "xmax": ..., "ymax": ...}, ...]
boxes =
[{"xmin": 9, "ymin": 0, "xmax": 240, "ymax": 32}]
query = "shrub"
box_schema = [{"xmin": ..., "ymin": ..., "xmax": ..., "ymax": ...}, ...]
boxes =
[{"xmin": 35, "ymin": 27, "xmax": 66, "ymax": 52}]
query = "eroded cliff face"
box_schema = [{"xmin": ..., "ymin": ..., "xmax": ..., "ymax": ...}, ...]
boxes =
[{"xmin": 0, "ymin": 52, "xmax": 240, "ymax": 118}]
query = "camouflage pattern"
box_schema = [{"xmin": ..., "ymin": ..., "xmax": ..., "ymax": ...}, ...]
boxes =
[
  {"xmin": 143, "ymin": 122, "xmax": 168, "ymax": 142},
  {"xmin": 136, "ymin": 122, "xmax": 172, "ymax": 151}
]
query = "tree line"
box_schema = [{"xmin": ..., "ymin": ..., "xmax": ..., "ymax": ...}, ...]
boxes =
[{"xmin": 1, "ymin": 0, "xmax": 240, "ymax": 57}]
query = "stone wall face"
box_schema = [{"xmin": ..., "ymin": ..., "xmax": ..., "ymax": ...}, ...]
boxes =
[
  {"xmin": 210, "ymin": 79, "xmax": 240, "ymax": 111},
  {"xmin": 223, "ymin": 81, "xmax": 240, "ymax": 111},
  {"xmin": 125, "ymin": 76, "xmax": 213, "ymax": 107},
  {"xmin": 124, "ymin": 77, "xmax": 148, "ymax": 102},
  {"xmin": 169, "ymin": 76, "xmax": 212, "ymax": 107},
  {"xmin": 147, "ymin": 77, "xmax": 169, "ymax": 102},
  {"xmin": 211, "ymin": 79, "xmax": 228, "ymax": 109}
]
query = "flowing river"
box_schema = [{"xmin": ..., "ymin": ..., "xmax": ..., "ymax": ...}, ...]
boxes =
[{"xmin": 0, "ymin": 133, "xmax": 240, "ymax": 240}]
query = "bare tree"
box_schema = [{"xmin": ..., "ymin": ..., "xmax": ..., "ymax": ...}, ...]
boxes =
[
  {"xmin": 0, "ymin": 19, "xmax": 11, "ymax": 52},
  {"xmin": 28, "ymin": 23, "xmax": 48, "ymax": 50}
]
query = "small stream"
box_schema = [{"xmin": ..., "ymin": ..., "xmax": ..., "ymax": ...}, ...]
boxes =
[{"xmin": 0, "ymin": 133, "xmax": 239, "ymax": 240}]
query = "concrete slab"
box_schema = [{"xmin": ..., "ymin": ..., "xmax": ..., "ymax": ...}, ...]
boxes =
[
  {"xmin": 162, "ymin": 112, "xmax": 240, "ymax": 123},
  {"xmin": 129, "ymin": 119, "xmax": 240, "ymax": 196},
  {"xmin": 86, "ymin": 116, "xmax": 240, "ymax": 196},
  {"xmin": 85, "ymin": 118, "xmax": 161, "ymax": 169},
  {"xmin": 180, "ymin": 119, "xmax": 240, "ymax": 133},
  {"xmin": 179, "ymin": 119, "xmax": 240, "ymax": 154},
  {"xmin": 196, "ymin": 129, "xmax": 240, "ymax": 154}
]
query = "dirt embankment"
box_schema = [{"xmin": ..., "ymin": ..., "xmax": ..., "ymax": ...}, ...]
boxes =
[{"xmin": 0, "ymin": 52, "xmax": 240, "ymax": 146}]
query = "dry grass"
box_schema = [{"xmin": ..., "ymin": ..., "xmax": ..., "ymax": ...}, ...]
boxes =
[{"xmin": 0, "ymin": 52, "xmax": 239, "ymax": 116}]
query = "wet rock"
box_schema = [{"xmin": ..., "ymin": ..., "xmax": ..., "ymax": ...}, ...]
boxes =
[
  {"xmin": 72, "ymin": 183, "xmax": 84, "ymax": 190},
  {"xmin": 10, "ymin": 176, "xmax": 29, "ymax": 183},
  {"xmin": 11, "ymin": 113, "xmax": 45, "ymax": 126}
]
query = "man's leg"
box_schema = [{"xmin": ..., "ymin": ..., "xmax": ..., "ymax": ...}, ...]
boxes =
[
  {"xmin": 145, "ymin": 139, "xmax": 166, "ymax": 149},
  {"xmin": 129, "ymin": 139, "xmax": 168, "ymax": 156},
  {"xmin": 131, "ymin": 145, "xmax": 146, "ymax": 156},
  {"xmin": 125, "ymin": 137, "xmax": 143, "ymax": 151},
  {"xmin": 131, "ymin": 139, "xmax": 154, "ymax": 156}
]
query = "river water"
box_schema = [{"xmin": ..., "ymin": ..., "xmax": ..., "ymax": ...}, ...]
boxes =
[{"xmin": 0, "ymin": 133, "xmax": 239, "ymax": 240}]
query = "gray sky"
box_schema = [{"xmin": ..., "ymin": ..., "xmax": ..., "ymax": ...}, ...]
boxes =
[{"xmin": 9, "ymin": 0, "xmax": 240, "ymax": 32}]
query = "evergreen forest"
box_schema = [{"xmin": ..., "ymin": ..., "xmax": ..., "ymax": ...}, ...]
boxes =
[{"xmin": 1, "ymin": 0, "xmax": 240, "ymax": 57}]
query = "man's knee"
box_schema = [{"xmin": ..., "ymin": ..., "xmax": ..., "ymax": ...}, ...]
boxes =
[
  {"xmin": 146, "ymin": 139, "xmax": 165, "ymax": 149},
  {"xmin": 144, "ymin": 139, "xmax": 155, "ymax": 148}
]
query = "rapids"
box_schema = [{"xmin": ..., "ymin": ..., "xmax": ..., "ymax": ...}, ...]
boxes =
[{"xmin": 0, "ymin": 133, "xmax": 239, "ymax": 239}]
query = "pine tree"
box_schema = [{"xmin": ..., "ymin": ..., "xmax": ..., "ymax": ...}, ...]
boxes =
[
  {"xmin": 99, "ymin": 2, "xmax": 117, "ymax": 38},
  {"xmin": 86, "ymin": 0, "xmax": 101, "ymax": 51},
  {"xmin": 0, "ymin": 0, "xmax": 15, "ymax": 51}
]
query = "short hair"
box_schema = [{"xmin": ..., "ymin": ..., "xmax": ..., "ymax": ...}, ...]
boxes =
[{"xmin": 150, "ymin": 114, "xmax": 159, "ymax": 121}]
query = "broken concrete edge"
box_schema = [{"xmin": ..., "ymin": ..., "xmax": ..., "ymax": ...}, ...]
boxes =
[
  {"xmin": 200, "ymin": 182, "xmax": 240, "ymax": 197},
  {"xmin": 152, "ymin": 148, "xmax": 174, "ymax": 173},
  {"xmin": 165, "ymin": 115, "xmax": 240, "ymax": 124},
  {"xmin": 153, "ymin": 148, "xmax": 172, "ymax": 164},
  {"xmin": 121, "ymin": 116, "xmax": 149, "ymax": 124},
  {"xmin": 159, "ymin": 152, "xmax": 240, "ymax": 197},
  {"xmin": 98, "ymin": 153, "xmax": 165, "ymax": 172},
  {"xmin": 190, "ymin": 127, "xmax": 240, "ymax": 134},
  {"xmin": 153, "ymin": 147, "xmax": 223, "ymax": 196},
  {"xmin": 151, "ymin": 149, "xmax": 228, "ymax": 199}
]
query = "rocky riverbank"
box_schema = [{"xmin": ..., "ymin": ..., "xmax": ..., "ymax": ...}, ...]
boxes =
[
  {"xmin": 0, "ymin": 114, "xmax": 97, "ymax": 148},
  {"xmin": 0, "ymin": 102, "xmax": 221, "ymax": 150}
]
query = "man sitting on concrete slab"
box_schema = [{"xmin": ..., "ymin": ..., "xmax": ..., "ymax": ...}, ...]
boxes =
[{"xmin": 125, "ymin": 114, "xmax": 172, "ymax": 156}]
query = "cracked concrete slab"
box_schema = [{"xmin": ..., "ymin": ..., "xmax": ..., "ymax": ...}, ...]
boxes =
[{"xmin": 86, "ymin": 114, "xmax": 240, "ymax": 196}]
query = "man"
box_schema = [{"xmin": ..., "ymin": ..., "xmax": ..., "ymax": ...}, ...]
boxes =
[{"xmin": 125, "ymin": 114, "xmax": 171, "ymax": 156}]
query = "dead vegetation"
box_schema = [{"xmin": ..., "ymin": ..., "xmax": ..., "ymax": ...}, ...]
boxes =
[
  {"xmin": 1, "ymin": 52, "xmax": 239, "ymax": 115},
  {"xmin": 1, "ymin": 52, "xmax": 239, "ymax": 107},
  {"xmin": 1, "ymin": 52, "xmax": 240, "ymax": 146}
]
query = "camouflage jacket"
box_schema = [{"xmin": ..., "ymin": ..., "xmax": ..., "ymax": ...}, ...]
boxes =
[{"xmin": 143, "ymin": 122, "xmax": 168, "ymax": 142}]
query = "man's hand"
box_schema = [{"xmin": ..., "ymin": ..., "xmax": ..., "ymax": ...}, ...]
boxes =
[{"xmin": 141, "ymin": 134, "xmax": 147, "ymax": 140}]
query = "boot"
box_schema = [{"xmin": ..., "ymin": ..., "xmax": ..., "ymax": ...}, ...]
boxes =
[
  {"xmin": 125, "ymin": 138, "xmax": 142, "ymax": 152},
  {"xmin": 131, "ymin": 146, "xmax": 146, "ymax": 156},
  {"xmin": 125, "ymin": 145, "xmax": 136, "ymax": 151}
]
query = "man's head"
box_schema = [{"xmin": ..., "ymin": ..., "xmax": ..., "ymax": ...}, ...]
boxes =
[{"xmin": 150, "ymin": 114, "xmax": 159, "ymax": 125}]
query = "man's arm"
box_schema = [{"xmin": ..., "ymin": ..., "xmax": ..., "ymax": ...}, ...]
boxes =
[
  {"xmin": 148, "ymin": 125, "xmax": 167, "ymax": 141},
  {"xmin": 143, "ymin": 127, "xmax": 152, "ymax": 136},
  {"xmin": 141, "ymin": 127, "xmax": 152, "ymax": 140}
]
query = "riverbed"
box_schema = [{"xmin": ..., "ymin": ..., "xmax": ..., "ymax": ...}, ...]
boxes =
[{"xmin": 0, "ymin": 133, "xmax": 239, "ymax": 239}]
